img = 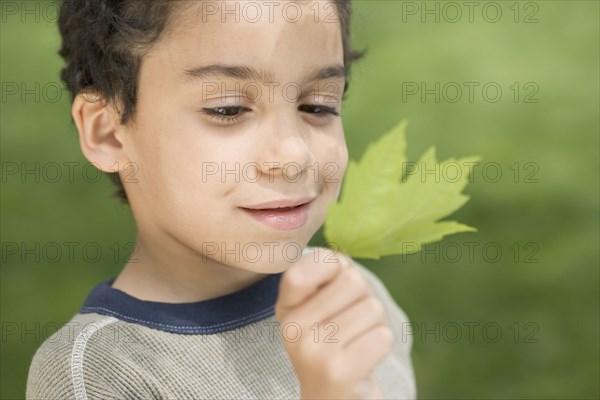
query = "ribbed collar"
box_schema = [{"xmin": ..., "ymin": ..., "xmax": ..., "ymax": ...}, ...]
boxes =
[{"xmin": 79, "ymin": 272, "xmax": 284, "ymax": 335}]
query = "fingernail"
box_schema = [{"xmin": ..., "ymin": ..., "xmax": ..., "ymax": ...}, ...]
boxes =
[{"xmin": 340, "ymin": 254, "xmax": 352, "ymax": 269}]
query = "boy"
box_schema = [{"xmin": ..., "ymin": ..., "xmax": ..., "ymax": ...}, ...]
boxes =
[{"xmin": 26, "ymin": 1, "xmax": 417, "ymax": 398}]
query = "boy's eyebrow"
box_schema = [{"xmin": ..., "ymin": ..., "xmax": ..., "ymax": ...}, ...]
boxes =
[{"xmin": 182, "ymin": 63, "xmax": 346, "ymax": 84}]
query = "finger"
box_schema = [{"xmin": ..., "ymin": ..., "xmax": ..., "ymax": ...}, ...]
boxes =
[
  {"xmin": 296, "ymin": 266, "xmax": 373, "ymax": 326},
  {"xmin": 339, "ymin": 325, "xmax": 395, "ymax": 381},
  {"xmin": 276, "ymin": 247, "xmax": 343, "ymax": 311},
  {"xmin": 323, "ymin": 249, "xmax": 353, "ymax": 270},
  {"xmin": 338, "ymin": 252, "xmax": 353, "ymax": 270},
  {"xmin": 356, "ymin": 376, "xmax": 382, "ymax": 399},
  {"xmin": 329, "ymin": 296, "xmax": 389, "ymax": 349}
]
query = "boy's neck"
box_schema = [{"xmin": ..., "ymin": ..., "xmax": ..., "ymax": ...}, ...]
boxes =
[{"xmin": 110, "ymin": 234, "xmax": 271, "ymax": 304}]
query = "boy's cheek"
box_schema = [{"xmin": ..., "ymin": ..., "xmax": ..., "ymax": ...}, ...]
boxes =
[
  {"xmin": 328, "ymin": 146, "xmax": 348, "ymax": 201},
  {"xmin": 326, "ymin": 139, "xmax": 348, "ymax": 186}
]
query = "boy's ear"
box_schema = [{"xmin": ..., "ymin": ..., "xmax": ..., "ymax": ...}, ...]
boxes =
[{"xmin": 71, "ymin": 92, "xmax": 130, "ymax": 173}]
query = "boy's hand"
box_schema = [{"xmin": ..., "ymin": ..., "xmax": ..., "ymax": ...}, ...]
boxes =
[{"xmin": 274, "ymin": 247, "xmax": 394, "ymax": 400}]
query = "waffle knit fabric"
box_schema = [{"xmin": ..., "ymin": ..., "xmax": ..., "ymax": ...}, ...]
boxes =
[{"xmin": 26, "ymin": 258, "xmax": 416, "ymax": 399}]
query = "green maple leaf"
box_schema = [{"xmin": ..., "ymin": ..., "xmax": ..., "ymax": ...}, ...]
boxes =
[{"xmin": 323, "ymin": 119, "xmax": 481, "ymax": 260}]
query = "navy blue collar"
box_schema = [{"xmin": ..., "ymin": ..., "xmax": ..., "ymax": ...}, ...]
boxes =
[{"xmin": 79, "ymin": 273, "xmax": 283, "ymax": 335}]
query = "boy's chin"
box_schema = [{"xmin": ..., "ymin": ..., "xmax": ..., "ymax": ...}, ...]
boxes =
[
  {"xmin": 191, "ymin": 235, "xmax": 316, "ymax": 273},
  {"xmin": 240, "ymin": 259, "xmax": 297, "ymax": 274}
]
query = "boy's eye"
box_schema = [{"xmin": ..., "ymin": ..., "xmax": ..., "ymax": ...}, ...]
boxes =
[
  {"xmin": 199, "ymin": 104, "xmax": 341, "ymax": 125},
  {"xmin": 200, "ymin": 106, "xmax": 251, "ymax": 124},
  {"xmin": 204, "ymin": 106, "xmax": 248, "ymax": 117},
  {"xmin": 298, "ymin": 104, "xmax": 341, "ymax": 117}
]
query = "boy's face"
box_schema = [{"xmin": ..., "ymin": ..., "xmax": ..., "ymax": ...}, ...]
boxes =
[{"xmin": 118, "ymin": 1, "xmax": 348, "ymax": 272}]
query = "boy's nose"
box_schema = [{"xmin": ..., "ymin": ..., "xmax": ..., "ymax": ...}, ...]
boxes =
[{"xmin": 258, "ymin": 114, "xmax": 316, "ymax": 180}]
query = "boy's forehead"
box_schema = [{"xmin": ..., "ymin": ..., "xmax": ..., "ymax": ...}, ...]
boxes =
[{"xmin": 154, "ymin": 0, "xmax": 343, "ymax": 84}]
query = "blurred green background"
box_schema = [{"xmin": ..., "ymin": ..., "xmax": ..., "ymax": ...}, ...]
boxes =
[{"xmin": 1, "ymin": 1, "xmax": 598, "ymax": 399}]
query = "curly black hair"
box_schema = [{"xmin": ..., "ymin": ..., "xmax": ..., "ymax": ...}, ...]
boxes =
[{"xmin": 57, "ymin": 0, "xmax": 366, "ymax": 203}]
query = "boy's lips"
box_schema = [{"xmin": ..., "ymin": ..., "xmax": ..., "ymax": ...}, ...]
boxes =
[
  {"xmin": 239, "ymin": 196, "xmax": 316, "ymax": 230},
  {"xmin": 240, "ymin": 196, "xmax": 316, "ymax": 210}
]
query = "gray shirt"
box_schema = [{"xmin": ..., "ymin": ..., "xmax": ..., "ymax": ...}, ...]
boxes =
[{"xmin": 26, "ymin": 260, "xmax": 417, "ymax": 399}]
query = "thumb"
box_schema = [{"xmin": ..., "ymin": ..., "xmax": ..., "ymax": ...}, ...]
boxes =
[{"xmin": 275, "ymin": 246, "xmax": 345, "ymax": 312}]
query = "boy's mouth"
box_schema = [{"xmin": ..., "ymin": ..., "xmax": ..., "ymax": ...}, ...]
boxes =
[
  {"xmin": 241, "ymin": 196, "xmax": 315, "ymax": 210},
  {"xmin": 239, "ymin": 197, "xmax": 316, "ymax": 230}
]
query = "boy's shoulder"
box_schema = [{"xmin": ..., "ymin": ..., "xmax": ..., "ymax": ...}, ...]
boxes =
[
  {"xmin": 351, "ymin": 259, "xmax": 413, "ymax": 331},
  {"xmin": 26, "ymin": 312, "xmax": 147, "ymax": 399},
  {"xmin": 351, "ymin": 259, "xmax": 418, "ymax": 398}
]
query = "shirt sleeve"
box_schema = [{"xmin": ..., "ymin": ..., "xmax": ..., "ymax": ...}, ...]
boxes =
[
  {"xmin": 26, "ymin": 317, "xmax": 136, "ymax": 400},
  {"xmin": 352, "ymin": 260, "xmax": 418, "ymax": 400}
]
